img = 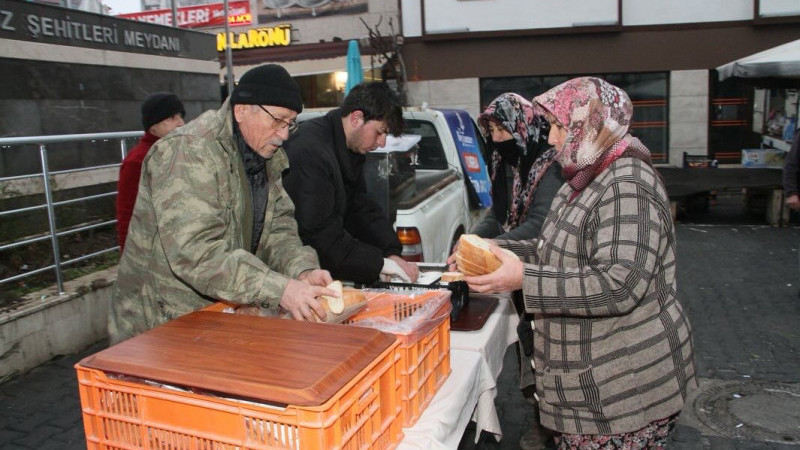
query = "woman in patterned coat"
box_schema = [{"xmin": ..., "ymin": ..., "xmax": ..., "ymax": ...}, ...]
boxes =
[{"xmin": 462, "ymin": 77, "xmax": 697, "ymax": 448}]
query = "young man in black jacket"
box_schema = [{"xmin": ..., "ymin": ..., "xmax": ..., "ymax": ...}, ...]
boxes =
[{"xmin": 283, "ymin": 82, "xmax": 418, "ymax": 285}]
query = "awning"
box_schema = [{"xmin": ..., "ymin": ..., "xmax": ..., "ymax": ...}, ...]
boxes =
[{"xmin": 717, "ymin": 39, "xmax": 800, "ymax": 81}]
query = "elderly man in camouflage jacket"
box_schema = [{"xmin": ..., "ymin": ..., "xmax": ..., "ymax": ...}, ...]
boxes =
[{"xmin": 109, "ymin": 64, "xmax": 335, "ymax": 344}]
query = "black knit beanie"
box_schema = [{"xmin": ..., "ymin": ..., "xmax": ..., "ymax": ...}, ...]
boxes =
[
  {"xmin": 141, "ymin": 93, "xmax": 185, "ymax": 131},
  {"xmin": 230, "ymin": 64, "xmax": 303, "ymax": 113}
]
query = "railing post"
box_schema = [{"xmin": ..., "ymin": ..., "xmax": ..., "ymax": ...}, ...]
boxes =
[
  {"xmin": 120, "ymin": 138, "xmax": 128, "ymax": 161},
  {"xmin": 39, "ymin": 144, "xmax": 65, "ymax": 294}
]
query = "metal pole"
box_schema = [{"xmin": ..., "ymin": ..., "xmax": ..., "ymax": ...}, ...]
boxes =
[
  {"xmin": 39, "ymin": 145, "xmax": 64, "ymax": 294},
  {"xmin": 171, "ymin": 0, "xmax": 178, "ymax": 28},
  {"xmin": 223, "ymin": 0, "xmax": 235, "ymax": 95},
  {"xmin": 120, "ymin": 138, "xmax": 128, "ymax": 161}
]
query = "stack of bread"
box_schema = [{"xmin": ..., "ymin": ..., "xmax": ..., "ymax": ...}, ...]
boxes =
[{"xmin": 453, "ymin": 234, "xmax": 515, "ymax": 276}]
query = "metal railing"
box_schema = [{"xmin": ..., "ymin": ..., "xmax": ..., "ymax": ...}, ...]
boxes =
[{"xmin": 0, "ymin": 131, "xmax": 143, "ymax": 295}]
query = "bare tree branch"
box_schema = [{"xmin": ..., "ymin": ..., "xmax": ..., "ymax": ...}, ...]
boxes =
[{"xmin": 359, "ymin": 16, "xmax": 408, "ymax": 105}]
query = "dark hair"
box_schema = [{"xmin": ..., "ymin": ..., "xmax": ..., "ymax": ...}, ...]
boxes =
[{"xmin": 340, "ymin": 81, "xmax": 404, "ymax": 136}]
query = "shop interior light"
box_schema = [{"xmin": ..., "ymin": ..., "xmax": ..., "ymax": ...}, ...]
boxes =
[{"xmin": 333, "ymin": 71, "xmax": 348, "ymax": 91}]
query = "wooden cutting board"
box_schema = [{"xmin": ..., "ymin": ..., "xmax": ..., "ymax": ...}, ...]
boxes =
[
  {"xmin": 80, "ymin": 310, "xmax": 396, "ymax": 407},
  {"xmin": 450, "ymin": 295, "xmax": 498, "ymax": 332}
]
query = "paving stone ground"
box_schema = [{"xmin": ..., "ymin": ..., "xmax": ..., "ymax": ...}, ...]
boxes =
[{"xmin": 2, "ymin": 200, "xmax": 799, "ymax": 449}]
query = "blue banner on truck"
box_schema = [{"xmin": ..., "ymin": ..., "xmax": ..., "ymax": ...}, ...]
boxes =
[{"xmin": 440, "ymin": 109, "xmax": 492, "ymax": 208}]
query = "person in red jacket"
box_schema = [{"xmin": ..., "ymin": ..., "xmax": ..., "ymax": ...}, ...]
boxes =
[{"xmin": 116, "ymin": 92, "xmax": 185, "ymax": 251}]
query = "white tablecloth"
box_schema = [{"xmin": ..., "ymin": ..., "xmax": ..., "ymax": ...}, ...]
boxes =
[
  {"xmin": 397, "ymin": 293, "xmax": 519, "ymax": 448},
  {"xmin": 396, "ymin": 349, "xmax": 491, "ymax": 449},
  {"xmin": 450, "ymin": 294, "xmax": 519, "ymax": 442},
  {"xmin": 451, "ymin": 294, "xmax": 519, "ymax": 378}
]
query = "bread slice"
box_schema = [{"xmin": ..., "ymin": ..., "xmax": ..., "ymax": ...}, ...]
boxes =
[
  {"xmin": 455, "ymin": 262, "xmax": 483, "ymax": 277},
  {"xmin": 440, "ymin": 271, "xmax": 465, "ymax": 282},
  {"xmin": 321, "ymin": 280, "xmax": 345, "ymax": 313},
  {"xmin": 456, "ymin": 254, "xmax": 488, "ymax": 275}
]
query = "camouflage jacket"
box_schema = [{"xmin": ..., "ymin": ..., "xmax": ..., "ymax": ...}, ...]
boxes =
[{"xmin": 109, "ymin": 99, "xmax": 319, "ymax": 343}]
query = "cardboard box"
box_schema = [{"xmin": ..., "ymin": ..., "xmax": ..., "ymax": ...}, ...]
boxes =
[{"xmin": 741, "ymin": 148, "xmax": 787, "ymax": 169}]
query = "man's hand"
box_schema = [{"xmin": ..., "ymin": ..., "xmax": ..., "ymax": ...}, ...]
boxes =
[
  {"xmin": 388, "ymin": 255, "xmax": 418, "ymax": 282},
  {"xmin": 298, "ymin": 269, "xmax": 333, "ymax": 287},
  {"xmin": 787, "ymin": 194, "xmax": 800, "ymax": 210},
  {"xmin": 380, "ymin": 258, "xmax": 411, "ymax": 282},
  {"xmin": 465, "ymin": 244, "xmax": 523, "ymax": 294},
  {"xmin": 279, "ymin": 278, "xmax": 338, "ymax": 322}
]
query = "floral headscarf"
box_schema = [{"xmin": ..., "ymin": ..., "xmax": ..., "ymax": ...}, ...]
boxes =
[
  {"xmin": 533, "ymin": 77, "xmax": 651, "ymax": 196},
  {"xmin": 478, "ymin": 93, "xmax": 540, "ymax": 157},
  {"xmin": 478, "ymin": 93, "xmax": 557, "ymax": 230}
]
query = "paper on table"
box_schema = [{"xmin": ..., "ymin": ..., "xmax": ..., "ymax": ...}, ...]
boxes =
[{"xmin": 416, "ymin": 271, "xmax": 443, "ymax": 285}]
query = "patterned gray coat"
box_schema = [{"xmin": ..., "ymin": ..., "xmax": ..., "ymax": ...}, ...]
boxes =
[
  {"xmin": 498, "ymin": 157, "xmax": 696, "ymax": 435},
  {"xmin": 109, "ymin": 100, "xmax": 320, "ymax": 343}
]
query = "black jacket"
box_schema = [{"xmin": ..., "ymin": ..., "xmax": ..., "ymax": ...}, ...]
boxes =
[
  {"xmin": 471, "ymin": 161, "xmax": 563, "ymax": 241},
  {"xmin": 282, "ymin": 109, "xmax": 403, "ymax": 284}
]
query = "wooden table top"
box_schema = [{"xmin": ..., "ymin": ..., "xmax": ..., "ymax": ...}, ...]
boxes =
[{"xmin": 80, "ymin": 310, "xmax": 396, "ymax": 406}]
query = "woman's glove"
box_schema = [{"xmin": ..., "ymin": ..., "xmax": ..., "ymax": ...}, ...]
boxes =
[{"xmin": 380, "ymin": 258, "xmax": 412, "ymax": 282}]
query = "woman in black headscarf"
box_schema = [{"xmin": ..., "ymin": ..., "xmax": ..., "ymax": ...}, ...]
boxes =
[{"xmin": 472, "ymin": 93, "xmax": 563, "ymax": 241}]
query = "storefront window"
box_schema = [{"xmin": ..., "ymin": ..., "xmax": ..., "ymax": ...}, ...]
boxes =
[
  {"xmin": 480, "ymin": 72, "xmax": 669, "ymax": 163},
  {"xmin": 294, "ymin": 69, "xmax": 380, "ymax": 108},
  {"xmin": 709, "ymin": 76, "xmax": 798, "ymax": 160},
  {"xmin": 709, "ymin": 77, "xmax": 757, "ymax": 162}
]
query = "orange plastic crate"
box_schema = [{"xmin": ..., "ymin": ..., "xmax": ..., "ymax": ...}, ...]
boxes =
[
  {"xmin": 76, "ymin": 338, "xmax": 402, "ymax": 450},
  {"xmin": 345, "ymin": 290, "xmax": 452, "ymax": 427}
]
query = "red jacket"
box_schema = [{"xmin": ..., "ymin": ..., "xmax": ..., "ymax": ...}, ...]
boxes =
[{"xmin": 116, "ymin": 132, "xmax": 158, "ymax": 251}]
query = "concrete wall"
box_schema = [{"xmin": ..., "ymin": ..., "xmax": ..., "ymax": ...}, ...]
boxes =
[
  {"xmin": 406, "ymin": 78, "xmax": 481, "ymax": 118},
  {"xmin": 0, "ymin": 267, "xmax": 115, "ymax": 380},
  {"xmin": 0, "ymin": 0, "xmax": 221, "ymax": 176},
  {"xmin": 0, "ymin": 58, "xmax": 220, "ymax": 138},
  {"xmin": 669, "ymin": 70, "xmax": 710, "ymax": 166}
]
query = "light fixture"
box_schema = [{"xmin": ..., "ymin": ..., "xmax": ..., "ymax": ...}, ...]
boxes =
[{"xmin": 333, "ymin": 71, "xmax": 348, "ymax": 91}]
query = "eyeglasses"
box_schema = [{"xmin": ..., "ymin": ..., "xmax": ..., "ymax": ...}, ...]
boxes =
[{"xmin": 257, "ymin": 105, "xmax": 298, "ymax": 134}]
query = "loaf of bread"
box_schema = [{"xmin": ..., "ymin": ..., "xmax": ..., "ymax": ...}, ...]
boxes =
[{"xmin": 316, "ymin": 281, "xmax": 367, "ymax": 323}]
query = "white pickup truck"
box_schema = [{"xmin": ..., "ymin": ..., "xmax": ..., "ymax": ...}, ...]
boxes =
[
  {"xmin": 297, "ymin": 107, "xmax": 492, "ymax": 264},
  {"xmin": 364, "ymin": 107, "xmax": 492, "ymax": 264}
]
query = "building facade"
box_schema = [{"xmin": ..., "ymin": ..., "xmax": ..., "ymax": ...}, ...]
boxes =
[
  {"xmin": 399, "ymin": 0, "xmax": 800, "ymax": 165},
  {"xmin": 209, "ymin": 0, "xmax": 398, "ymax": 108},
  {"xmin": 107, "ymin": 0, "xmax": 800, "ymax": 166}
]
